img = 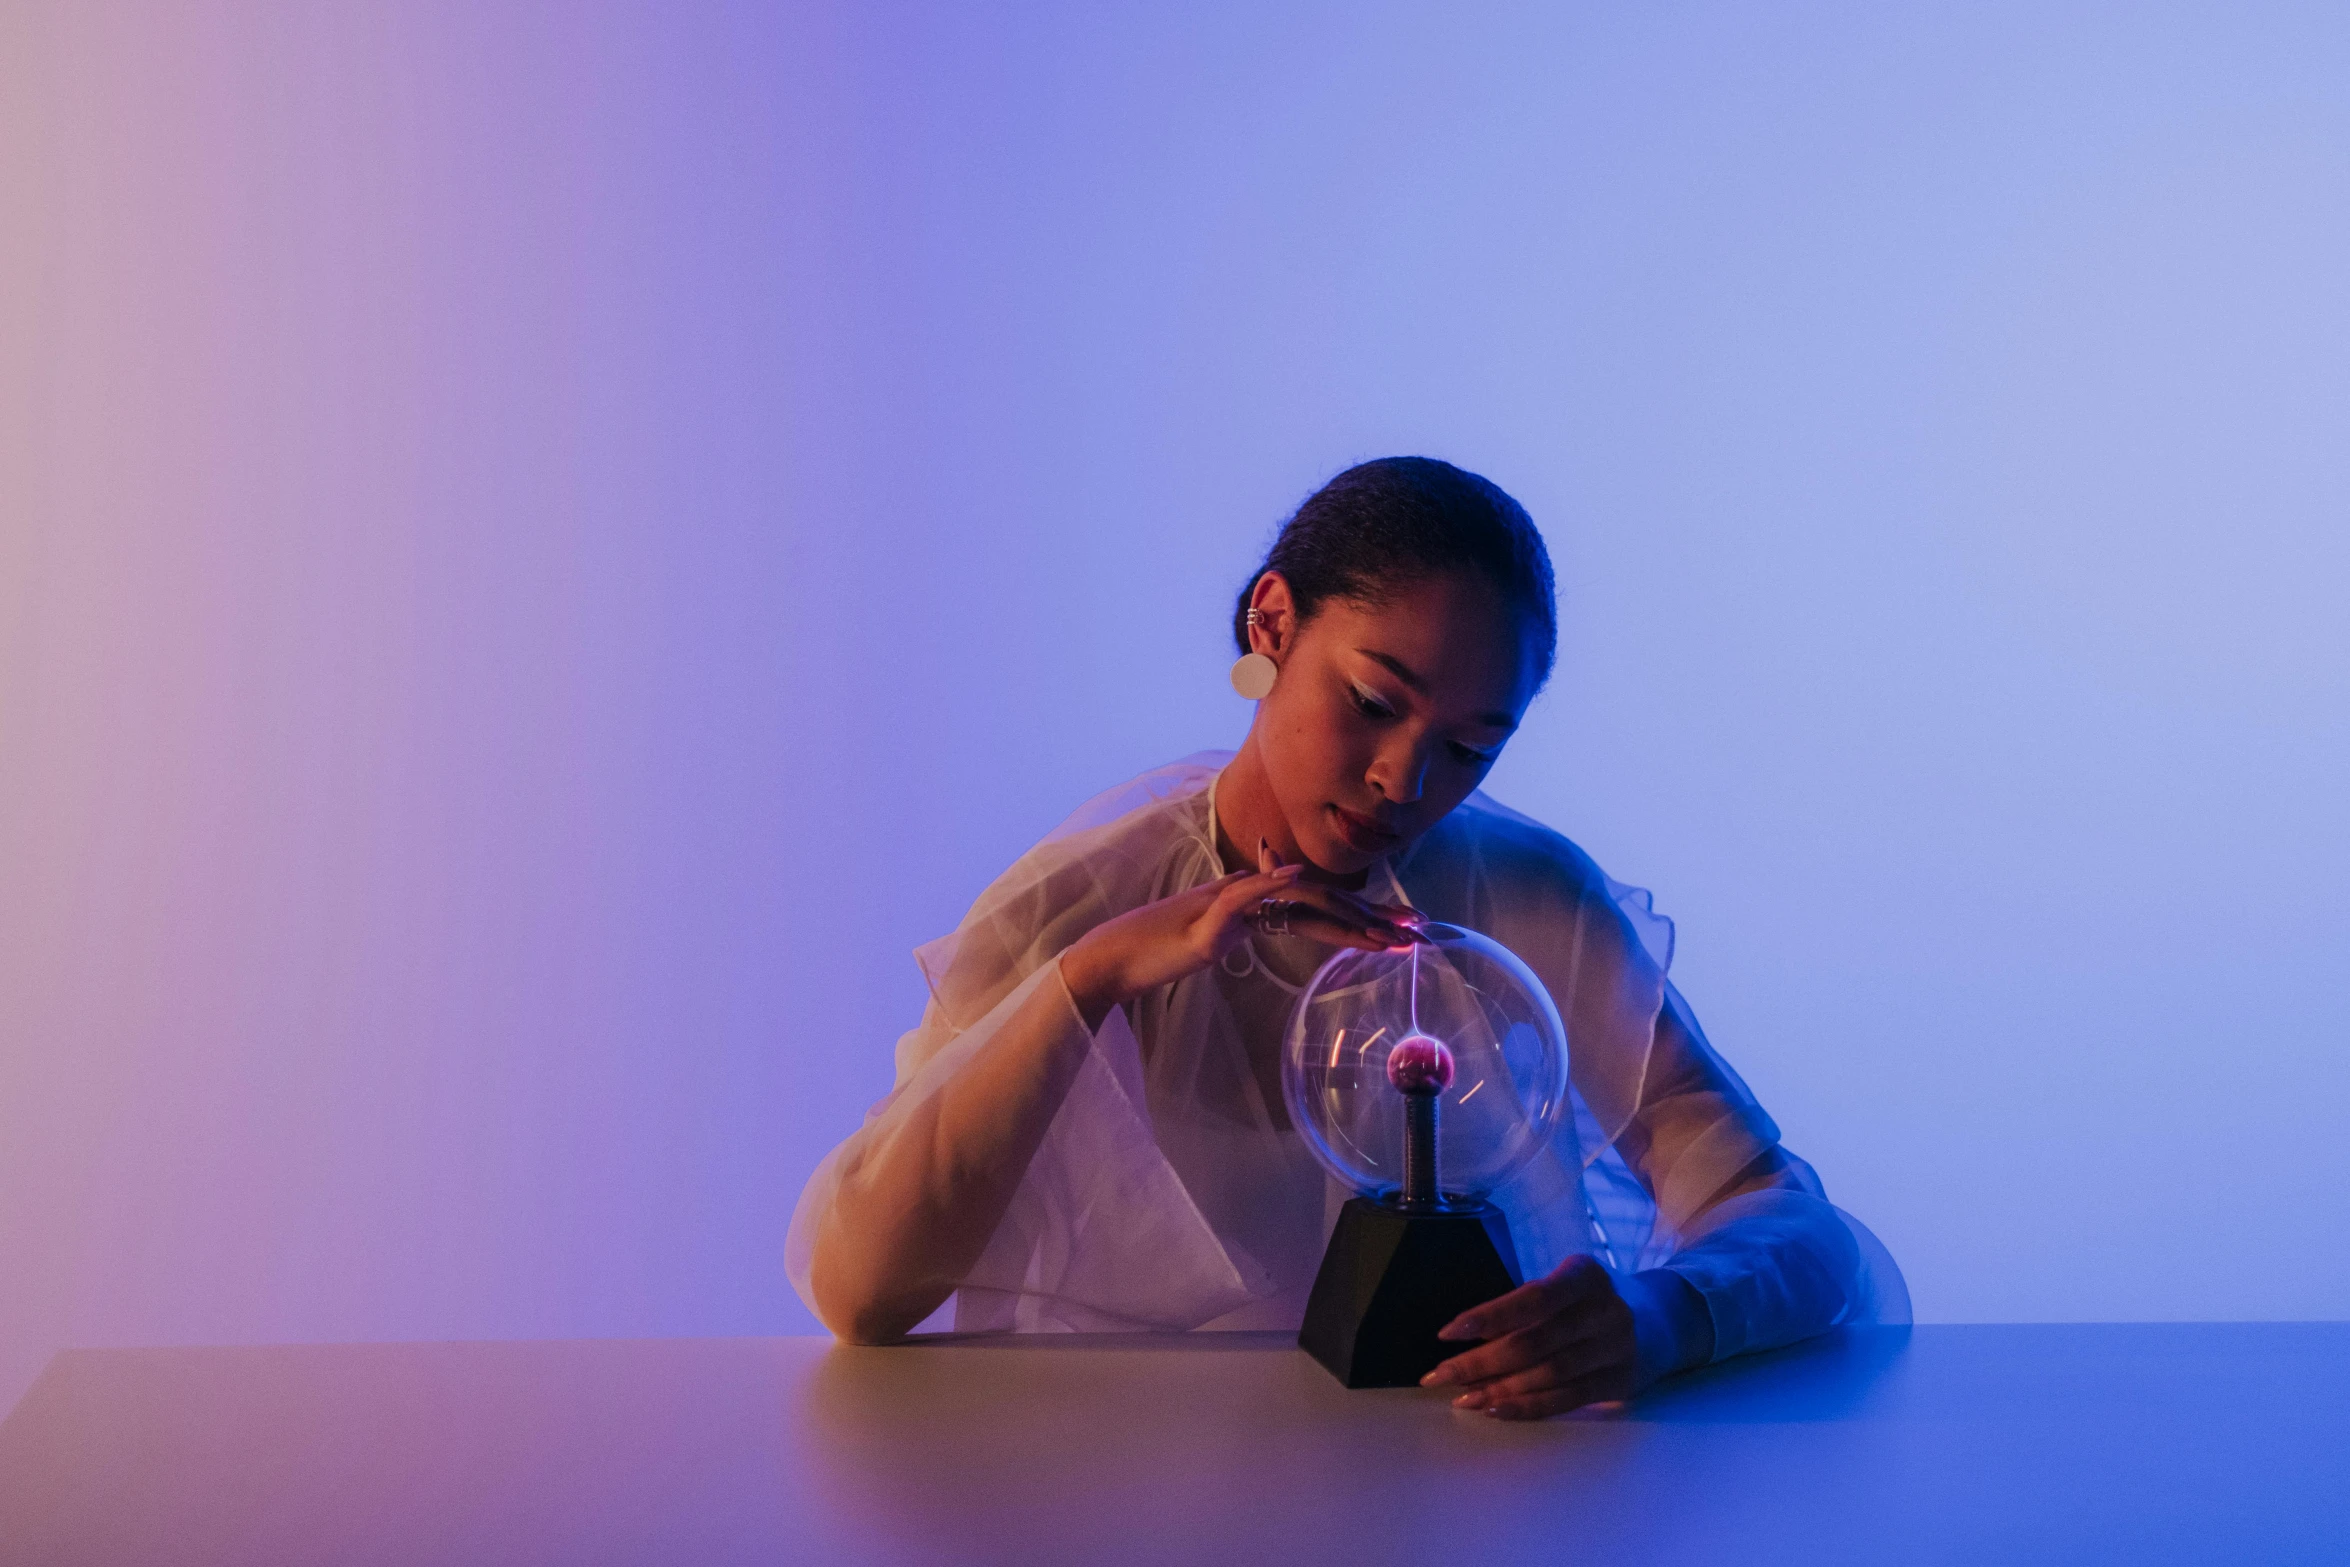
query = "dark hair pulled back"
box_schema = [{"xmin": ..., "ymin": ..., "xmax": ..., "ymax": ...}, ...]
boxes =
[{"xmin": 1232, "ymin": 457, "xmax": 1557, "ymax": 684}]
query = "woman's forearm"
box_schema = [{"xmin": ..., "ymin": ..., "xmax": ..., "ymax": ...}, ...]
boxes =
[
  {"xmin": 1622, "ymin": 1267, "xmax": 1716, "ymax": 1383},
  {"xmin": 1661, "ymin": 1184, "xmax": 1863, "ymax": 1363},
  {"xmin": 806, "ymin": 959, "xmax": 1100, "ymax": 1343}
]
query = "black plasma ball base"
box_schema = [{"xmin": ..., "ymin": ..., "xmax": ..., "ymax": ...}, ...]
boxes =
[{"xmin": 1298, "ymin": 1195, "xmax": 1523, "ymax": 1388}]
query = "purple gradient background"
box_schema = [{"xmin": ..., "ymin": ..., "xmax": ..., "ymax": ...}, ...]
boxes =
[{"xmin": 5, "ymin": 3, "xmax": 2347, "ymax": 1414}]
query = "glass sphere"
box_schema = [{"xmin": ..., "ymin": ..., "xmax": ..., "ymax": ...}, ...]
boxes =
[{"xmin": 1282, "ymin": 923, "xmax": 1570, "ymax": 1203}]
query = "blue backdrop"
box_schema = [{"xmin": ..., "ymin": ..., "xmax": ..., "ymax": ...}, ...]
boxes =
[{"xmin": 4, "ymin": 1, "xmax": 2345, "ymax": 1415}]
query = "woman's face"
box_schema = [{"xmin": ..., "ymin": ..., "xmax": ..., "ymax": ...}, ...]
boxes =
[{"xmin": 1247, "ymin": 569, "xmax": 1542, "ymax": 876}]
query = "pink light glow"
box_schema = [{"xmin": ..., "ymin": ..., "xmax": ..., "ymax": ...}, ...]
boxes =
[{"xmin": 1385, "ymin": 1036, "xmax": 1454, "ymax": 1096}]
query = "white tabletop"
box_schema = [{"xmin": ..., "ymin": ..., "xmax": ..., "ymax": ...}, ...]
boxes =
[{"xmin": 1, "ymin": 1324, "xmax": 2344, "ymax": 1565}]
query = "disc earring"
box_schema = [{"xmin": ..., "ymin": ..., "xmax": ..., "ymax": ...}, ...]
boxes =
[{"xmin": 1230, "ymin": 652, "xmax": 1278, "ymax": 700}]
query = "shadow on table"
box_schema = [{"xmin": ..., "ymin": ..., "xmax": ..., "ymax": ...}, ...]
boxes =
[
  {"xmin": 787, "ymin": 1327, "xmax": 1913, "ymax": 1560},
  {"xmin": 884, "ymin": 1329, "xmax": 1302, "ymax": 1352},
  {"xmin": 797, "ymin": 1324, "xmax": 1910, "ymax": 1434},
  {"xmin": 1632, "ymin": 1325, "xmax": 1913, "ymax": 1423},
  {"xmin": 789, "ymin": 1328, "xmax": 1371, "ymax": 1560}
]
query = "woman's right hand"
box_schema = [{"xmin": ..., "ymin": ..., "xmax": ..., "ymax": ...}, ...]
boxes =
[{"xmin": 1058, "ymin": 854, "xmax": 1420, "ymax": 1031}]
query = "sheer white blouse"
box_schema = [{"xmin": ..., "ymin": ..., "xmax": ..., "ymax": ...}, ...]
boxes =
[{"xmin": 788, "ymin": 753, "xmax": 1907, "ymax": 1359}]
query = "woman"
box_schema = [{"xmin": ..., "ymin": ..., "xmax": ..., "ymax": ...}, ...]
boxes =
[{"xmin": 790, "ymin": 457, "xmax": 1906, "ymax": 1419}]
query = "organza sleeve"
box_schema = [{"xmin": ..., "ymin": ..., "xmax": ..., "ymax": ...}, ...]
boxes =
[
  {"xmin": 1618, "ymin": 983, "xmax": 1909, "ymax": 1360},
  {"xmin": 787, "ymin": 940, "xmax": 1260, "ymax": 1336}
]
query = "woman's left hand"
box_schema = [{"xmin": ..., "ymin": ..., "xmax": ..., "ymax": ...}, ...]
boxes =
[{"xmin": 1419, "ymin": 1256, "xmax": 1711, "ymax": 1420}]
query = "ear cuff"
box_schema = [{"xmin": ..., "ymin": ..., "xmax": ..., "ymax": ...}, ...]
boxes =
[{"xmin": 1232, "ymin": 609, "xmax": 1277, "ymax": 698}]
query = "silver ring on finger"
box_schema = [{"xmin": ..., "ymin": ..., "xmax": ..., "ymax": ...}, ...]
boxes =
[{"xmin": 1249, "ymin": 897, "xmax": 1296, "ymax": 936}]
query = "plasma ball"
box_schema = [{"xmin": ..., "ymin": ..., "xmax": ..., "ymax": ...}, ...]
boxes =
[{"xmin": 1386, "ymin": 1035, "xmax": 1455, "ymax": 1095}]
